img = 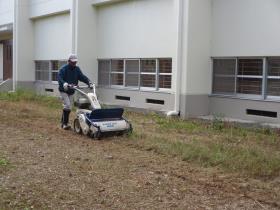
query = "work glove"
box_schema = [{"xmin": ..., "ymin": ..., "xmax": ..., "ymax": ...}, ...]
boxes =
[
  {"xmin": 88, "ymin": 82, "xmax": 94, "ymax": 89},
  {"xmin": 63, "ymin": 82, "xmax": 69, "ymax": 91}
]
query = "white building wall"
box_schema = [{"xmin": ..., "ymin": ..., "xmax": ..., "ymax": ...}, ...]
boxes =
[
  {"xmin": 212, "ymin": 0, "xmax": 280, "ymax": 56},
  {"xmin": 96, "ymin": 0, "xmax": 176, "ymax": 59},
  {"xmin": 33, "ymin": 13, "xmax": 71, "ymax": 60},
  {"xmin": 94, "ymin": 0, "xmax": 177, "ymax": 111},
  {"xmin": 29, "ymin": 0, "xmax": 71, "ymax": 19},
  {"xmin": 0, "ymin": 44, "xmax": 3, "ymax": 80},
  {"xmin": 0, "ymin": 0, "xmax": 14, "ymax": 26}
]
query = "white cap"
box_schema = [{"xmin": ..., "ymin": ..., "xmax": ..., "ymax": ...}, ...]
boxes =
[{"xmin": 68, "ymin": 54, "xmax": 78, "ymax": 62}]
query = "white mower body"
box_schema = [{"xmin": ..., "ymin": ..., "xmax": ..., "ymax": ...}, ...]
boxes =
[{"xmin": 72, "ymin": 85, "xmax": 132, "ymax": 138}]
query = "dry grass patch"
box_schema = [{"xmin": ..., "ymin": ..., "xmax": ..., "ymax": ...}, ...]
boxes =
[
  {"xmin": 1, "ymin": 90, "xmax": 280, "ymax": 178},
  {"xmin": 127, "ymin": 112, "xmax": 280, "ymax": 178},
  {"xmin": 0, "ymin": 90, "xmax": 280, "ymax": 209}
]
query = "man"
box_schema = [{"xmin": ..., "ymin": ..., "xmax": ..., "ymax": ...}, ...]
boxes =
[{"xmin": 58, "ymin": 54, "xmax": 93, "ymax": 130}]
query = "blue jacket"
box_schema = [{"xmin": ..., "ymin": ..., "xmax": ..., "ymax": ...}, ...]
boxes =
[{"xmin": 58, "ymin": 64, "xmax": 90, "ymax": 95}]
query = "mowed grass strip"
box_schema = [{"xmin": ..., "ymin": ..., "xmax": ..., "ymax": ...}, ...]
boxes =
[{"xmin": 1, "ymin": 90, "xmax": 280, "ymax": 178}]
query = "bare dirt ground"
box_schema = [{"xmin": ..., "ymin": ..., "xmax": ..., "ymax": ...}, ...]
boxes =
[{"xmin": 0, "ymin": 100, "xmax": 279, "ymax": 210}]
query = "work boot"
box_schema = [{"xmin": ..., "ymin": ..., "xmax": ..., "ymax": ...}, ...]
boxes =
[
  {"xmin": 61, "ymin": 109, "xmax": 71, "ymax": 130},
  {"xmin": 62, "ymin": 124, "xmax": 71, "ymax": 130}
]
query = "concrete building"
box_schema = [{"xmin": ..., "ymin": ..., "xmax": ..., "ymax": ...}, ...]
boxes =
[{"xmin": 1, "ymin": 0, "xmax": 280, "ymax": 123}]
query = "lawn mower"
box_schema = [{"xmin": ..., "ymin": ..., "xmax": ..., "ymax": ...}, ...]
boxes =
[{"xmin": 70, "ymin": 85, "xmax": 132, "ymax": 139}]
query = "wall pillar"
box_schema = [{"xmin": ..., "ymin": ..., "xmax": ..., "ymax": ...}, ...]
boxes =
[
  {"xmin": 14, "ymin": 0, "xmax": 35, "ymax": 90},
  {"xmin": 75, "ymin": 0, "xmax": 98, "ymax": 83},
  {"xmin": 0, "ymin": 44, "xmax": 3, "ymax": 80}
]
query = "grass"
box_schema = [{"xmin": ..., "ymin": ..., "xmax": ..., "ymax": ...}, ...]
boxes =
[
  {"xmin": 0, "ymin": 158, "xmax": 8, "ymax": 167},
  {"xmin": 0, "ymin": 89, "xmax": 61, "ymax": 109},
  {"xmin": 142, "ymin": 137, "xmax": 280, "ymax": 177},
  {"xmin": 1, "ymin": 90, "xmax": 280, "ymax": 178},
  {"xmin": 130, "ymin": 113, "xmax": 280, "ymax": 177}
]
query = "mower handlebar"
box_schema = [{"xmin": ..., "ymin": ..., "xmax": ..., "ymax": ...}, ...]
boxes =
[
  {"xmin": 67, "ymin": 84, "xmax": 96, "ymax": 95},
  {"xmin": 67, "ymin": 84, "xmax": 95, "ymax": 89}
]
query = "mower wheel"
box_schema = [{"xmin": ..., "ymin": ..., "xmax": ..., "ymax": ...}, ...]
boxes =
[{"xmin": 73, "ymin": 118, "xmax": 82, "ymax": 134}]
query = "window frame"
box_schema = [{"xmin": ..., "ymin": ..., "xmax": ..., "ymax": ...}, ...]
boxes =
[
  {"xmin": 211, "ymin": 57, "xmax": 280, "ymax": 101},
  {"xmin": 158, "ymin": 58, "xmax": 173, "ymax": 91},
  {"xmin": 266, "ymin": 57, "xmax": 280, "ymax": 100},
  {"xmin": 212, "ymin": 57, "xmax": 237, "ymax": 95},
  {"xmin": 235, "ymin": 57, "xmax": 265, "ymax": 99},
  {"xmin": 35, "ymin": 60, "xmax": 66, "ymax": 84},
  {"xmin": 98, "ymin": 59, "xmax": 111, "ymax": 87},
  {"xmin": 51, "ymin": 60, "xmax": 67, "ymax": 84},
  {"xmin": 110, "ymin": 59, "xmax": 124, "ymax": 88},
  {"xmin": 35, "ymin": 60, "xmax": 50, "ymax": 82},
  {"xmin": 97, "ymin": 58, "xmax": 173, "ymax": 92},
  {"xmin": 140, "ymin": 59, "xmax": 157, "ymax": 91},
  {"xmin": 125, "ymin": 59, "xmax": 140, "ymax": 89}
]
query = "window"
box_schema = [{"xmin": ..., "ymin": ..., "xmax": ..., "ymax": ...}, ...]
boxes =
[
  {"xmin": 141, "ymin": 59, "xmax": 156, "ymax": 88},
  {"xmin": 35, "ymin": 61, "xmax": 49, "ymax": 81},
  {"xmin": 51, "ymin": 60, "xmax": 67, "ymax": 81},
  {"xmin": 212, "ymin": 57, "xmax": 280, "ymax": 99},
  {"xmin": 111, "ymin": 60, "xmax": 124, "ymax": 86},
  {"xmin": 237, "ymin": 59, "xmax": 263, "ymax": 95},
  {"xmin": 126, "ymin": 60, "xmax": 139, "ymax": 87},
  {"xmin": 159, "ymin": 59, "xmax": 172, "ymax": 89},
  {"xmin": 98, "ymin": 58, "xmax": 172, "ymax": 91},
  {"xmin": 35, "ymin": 60, "xmax": 66, "ymax": 82},
  {"xmin": 267, "ymin": 58, "xmax": 280, "ymax": 97},
  {"xmin": 212, "ymin": 59, "xmax": 236, "ymax": 94},
  {"xmin": 98, "ymin": 60, "xmax": 110, "ymax": 86},
  {"xmin": 212, "ymin": 58, "xmax": 264, "ymax": 96}
]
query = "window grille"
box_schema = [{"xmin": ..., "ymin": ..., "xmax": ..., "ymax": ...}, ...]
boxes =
[
  {"xmin": 51, "ymin": 60, "xmax": 67, "ymax": 82},
  {"xmin": 267, "ymin": 58, "xmax": 280, "ymax": 96},
  {"xmin": 159, "ymin": 59, "xmax": 172, "ymax": 89},
  {"xmin": 212, "ymin": 59, "xmax": 236, "ymax": 94},
  {"xmin": 125, "ymin": 60, "xmax": 139, "ymax": 87},
  {"xmin": 98, "ymin": 58, "xmax": 172, "ymax": 91},
  {"xmin": 35, "ymin": 60, "xmax": 66, "ymax": 82},
  {"xmin": 35, "ymin": 61, "xmax": 49, "ymax": 81},
  {"xmin": 98, "ymin": 60, "xmax": 110, "ymax": 86},
  {"xmin": 211, "ymin": 57, "xmax": 280, "ymax": 99},
  {"xmin": 237, "ymin": 59, "xmax": 263, "ymax": 95},
  {"xmin": 141, "ymin": 59, "xmax": 156, "ymax": 88},
  {"xmin": 111, "ymin": 60, "xmax": 124, "ymax": 86}
]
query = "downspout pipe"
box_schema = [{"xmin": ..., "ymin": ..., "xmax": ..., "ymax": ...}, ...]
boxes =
[
  {"xmin": 13, "ymin": 0, "xmax": 18, "ymax": 92},
  {"xmin": 167, "ymin": 0, "xmax": 184, "ymax": 117},
  {"xmin": 71, "ymin": 0, "xmax": 78, "ymax": 54}
]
